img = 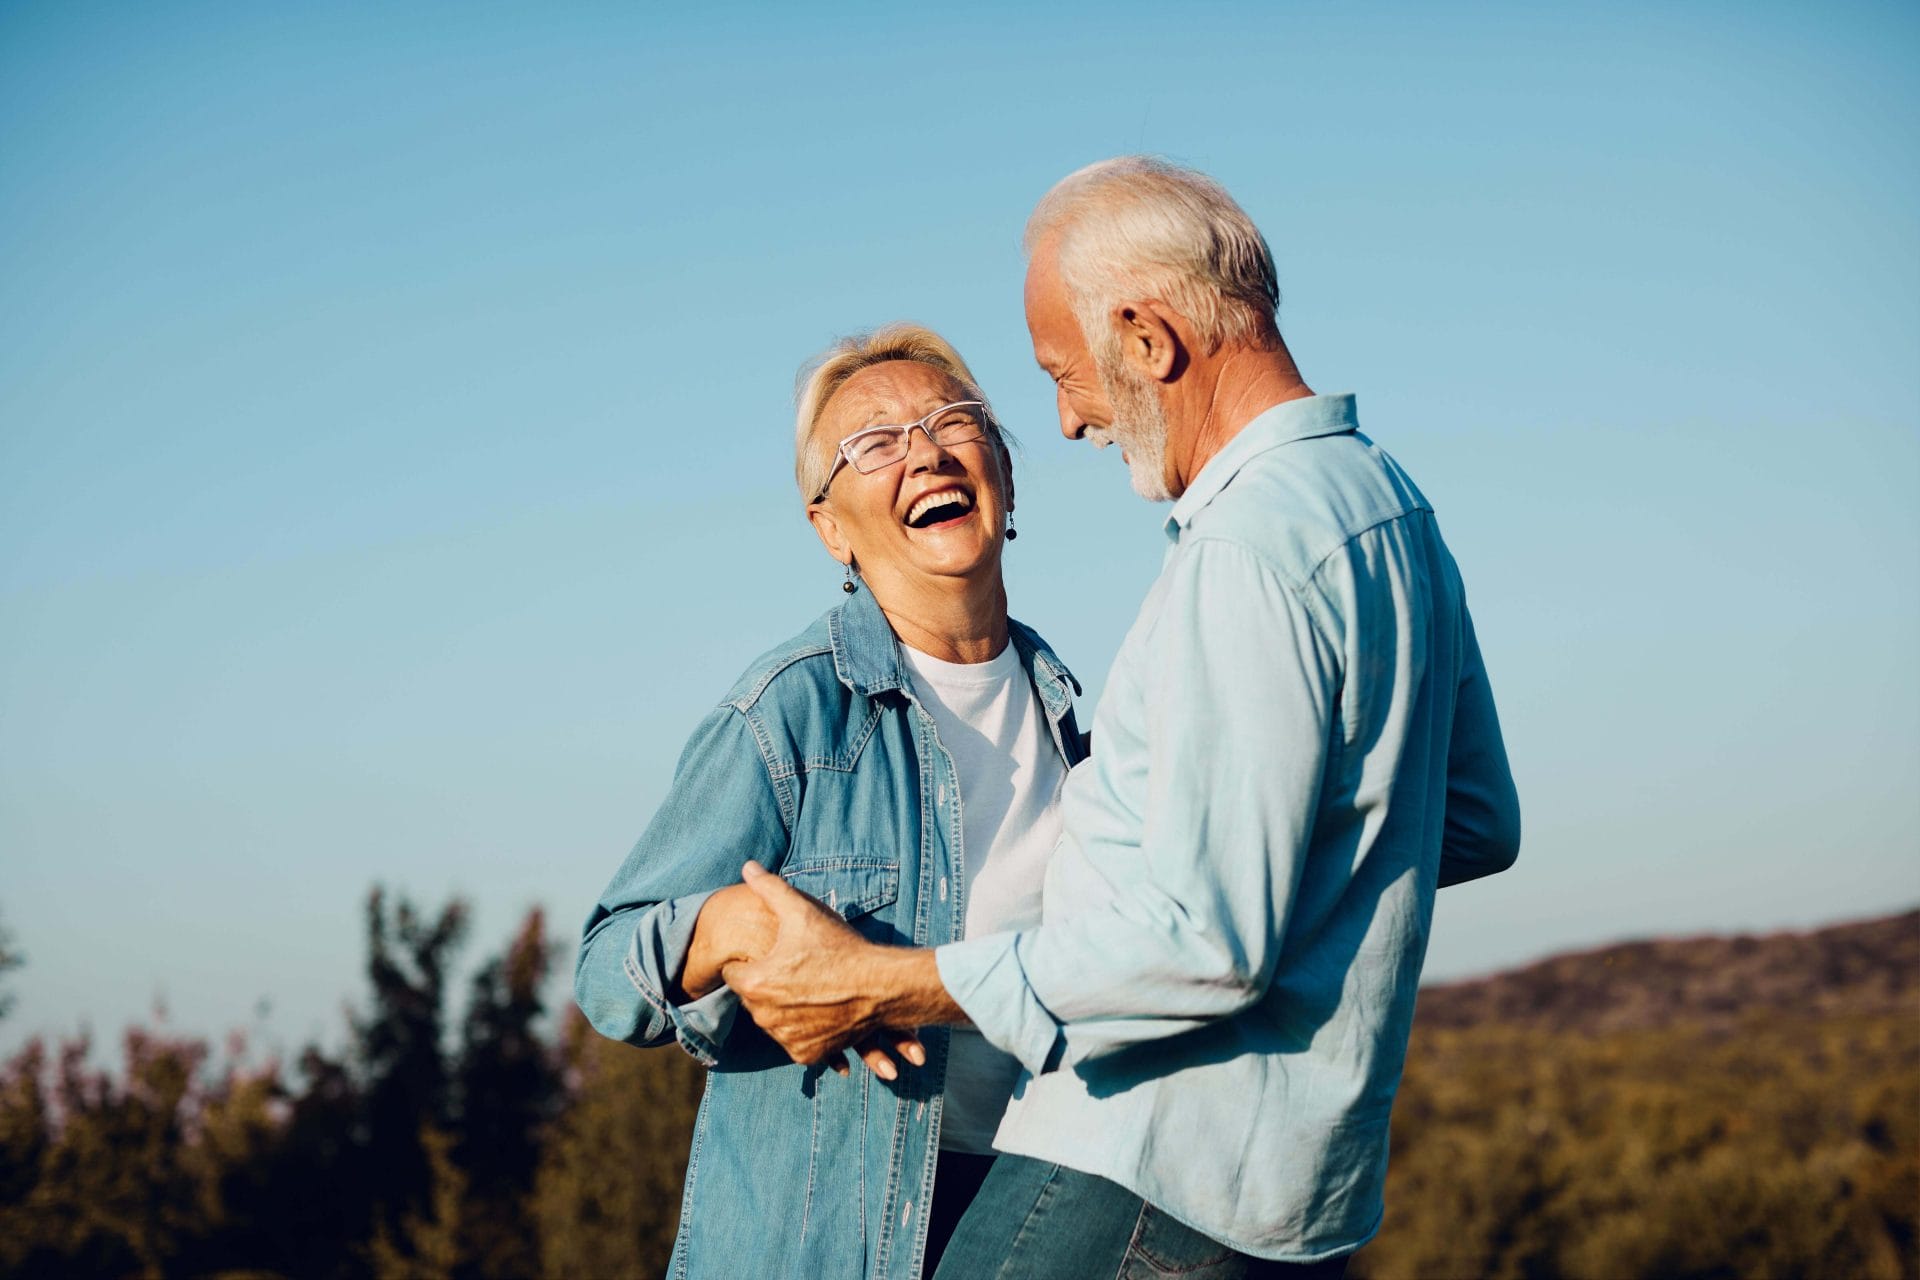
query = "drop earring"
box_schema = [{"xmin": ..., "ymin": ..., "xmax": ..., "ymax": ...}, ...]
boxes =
[
  {"xmin": 842, "ymin": 562, "xmax": 857, "ymax": 594},
  {"xmin": 1005, "ymin": 512, "xmax": 1018, "ymax": 541}
]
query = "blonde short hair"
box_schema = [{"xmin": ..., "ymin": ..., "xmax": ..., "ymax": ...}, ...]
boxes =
[
  {"xmin": 793, "ymin": 323, "xmax": 1007, "ymax": 502},
  {"xmin": 1024, "ymin": 156, "xmax": 1280, "ymax": 355}
]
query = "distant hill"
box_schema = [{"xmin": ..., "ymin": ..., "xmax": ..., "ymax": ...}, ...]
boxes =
[
  {"xmin": 1358, "ymin": 911, "xmax": 1920, "ymax": 1279},
  {"xmin": 1415, "ymin": 908, "xmax": 1920, "ymax": 1035}
]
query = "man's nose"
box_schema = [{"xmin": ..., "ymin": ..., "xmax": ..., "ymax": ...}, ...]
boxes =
[{"xmin": 1057, "ymin": 385, "xmax": 1087, "ymax": 441}]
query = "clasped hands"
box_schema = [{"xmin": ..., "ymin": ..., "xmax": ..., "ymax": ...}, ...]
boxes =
[{"xmin": 683, "ymin": 861, "xmax": 926, "ymax": 1080}]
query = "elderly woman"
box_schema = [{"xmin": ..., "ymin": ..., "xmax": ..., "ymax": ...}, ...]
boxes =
[{"xmin": 575, "ymin": 324, "xmax": 1086, "ymax": 1280}]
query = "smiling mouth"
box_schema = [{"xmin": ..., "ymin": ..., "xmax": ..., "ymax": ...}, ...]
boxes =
[{"xmin": 905, "ymin": 488, "xmax": 975, "ymax": 529}]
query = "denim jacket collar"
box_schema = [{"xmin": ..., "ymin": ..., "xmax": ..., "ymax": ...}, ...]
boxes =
[
  {"xmin": 826, "ymin": 582, "xmax": 907, "ymax": 698},
  {"xmin": 826, "ymin": 583, "xmax": 1080, "ymax": 713}
]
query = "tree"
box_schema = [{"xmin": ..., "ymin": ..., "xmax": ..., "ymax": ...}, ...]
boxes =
[
  {"xmin": 531, "ymin": 1011, "xmax": 706, "ymax": 1280},
  {"xmin": 0, "ymin": 909, "xmax": 24, "ymax": 1022},
  {"xmin": 0, "ymin": 1038, "xmax": 51, "ymax": 1274},
  {"xmin": 350, "ymin": 889, "xmax": 470, "ymax": 1264},
  {"xmin": 0, "ymin": 1025, "xmax": 284, "ymax": 1279},
  {"xmin": 369, "ymin": 1126, "xmax": 468, "ymax": 1280},
  {"xmin": 453, "ymin": 906, "xmax": 561, "ymax": 1279}
]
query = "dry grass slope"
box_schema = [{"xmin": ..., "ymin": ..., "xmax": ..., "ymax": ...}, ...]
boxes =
[{"xmin": 1351, "ymin": 909, "xmax": 1920, "ymax": 1280}]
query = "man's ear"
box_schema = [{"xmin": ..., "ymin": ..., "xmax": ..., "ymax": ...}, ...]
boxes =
[
  {"xmin": 1112, "ymin": 300, "xmax": 1183, "ymax": 383},
  {"xmin": 807, "ymin": 503, "xmax": 852, "ymax": 566}
]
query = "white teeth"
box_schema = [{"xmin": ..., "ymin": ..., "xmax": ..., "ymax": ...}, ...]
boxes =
[{"xmin": 906, "ymin": 489, "xmax": 973, "ymax": 525}]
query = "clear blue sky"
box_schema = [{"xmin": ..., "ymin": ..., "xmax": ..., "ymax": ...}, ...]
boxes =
[{"xmin": 3, "ymin": 1, "xmax": 1916, "ymax": 1059}]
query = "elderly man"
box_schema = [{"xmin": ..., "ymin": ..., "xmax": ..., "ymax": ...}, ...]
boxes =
[{"xmin": 730, "ymin": 157, "xmax": 1521, "ymax": 1279}]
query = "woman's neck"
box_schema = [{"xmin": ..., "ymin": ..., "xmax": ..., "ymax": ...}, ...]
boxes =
[{"xmin": 870, "ymin": 572, "xmax": 1009, "ymax": 664}]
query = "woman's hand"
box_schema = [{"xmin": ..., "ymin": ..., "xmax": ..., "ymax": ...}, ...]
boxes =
[{"xmin": 679, "ymin": 883, "xmax": 778, "ymax": 1000}]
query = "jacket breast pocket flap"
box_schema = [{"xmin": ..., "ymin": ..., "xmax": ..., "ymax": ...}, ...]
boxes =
[{"xmin": 780, "ymin": 859, "xmax": 899, "ymax": 922}]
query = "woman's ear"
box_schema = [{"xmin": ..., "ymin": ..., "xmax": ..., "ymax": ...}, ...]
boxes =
[
  {"xmin": 998, "ymin": 441, "xmax": 1016, "ymax": 512},
  {"xmin": 807, "ymin": 502, "xmax": 852, "ymax": 566}
]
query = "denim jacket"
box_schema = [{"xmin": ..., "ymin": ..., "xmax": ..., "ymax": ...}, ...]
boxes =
[{"xmin": 575, "ymin": 586, "xmax": 1085, "ymax": 1280}]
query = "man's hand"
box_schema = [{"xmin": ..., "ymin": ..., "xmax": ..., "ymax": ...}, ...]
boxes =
[{"xmin": 725, "ymin": 862, "xmax": 935, "ymax": 1080}]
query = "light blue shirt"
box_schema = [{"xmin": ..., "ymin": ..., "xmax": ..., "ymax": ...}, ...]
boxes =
[{"xmin": 935, "ymin": 394, "xmax": 1521, "ymax": 1262}]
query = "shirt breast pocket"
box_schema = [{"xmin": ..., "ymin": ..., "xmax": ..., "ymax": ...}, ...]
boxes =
[{"xmin": 779, "ymin": 858, "xmax": 901, "ymax": 938}]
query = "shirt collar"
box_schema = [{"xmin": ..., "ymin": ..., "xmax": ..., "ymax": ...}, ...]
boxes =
[{"xmin": 1164, "ymin": 393, "xmax": 1360, "ymax": 539}]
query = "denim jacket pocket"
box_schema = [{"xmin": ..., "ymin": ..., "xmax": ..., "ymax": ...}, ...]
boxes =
[{"xmin": 781, "ymin": 858, "xmax": 900, "ymax": 922}]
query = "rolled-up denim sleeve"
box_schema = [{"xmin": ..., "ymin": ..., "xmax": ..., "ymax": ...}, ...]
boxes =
[
  {"xmin": 940, "ymin": 540, "xmax": 1338, "ymax": 1073},
  {"xmin": 575, "ymin": 704, "xmax": 791, "ymax": 1066}
]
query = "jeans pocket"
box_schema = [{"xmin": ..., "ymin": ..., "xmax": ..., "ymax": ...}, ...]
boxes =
[{"xmin": 1121, "ymin": 1203, "xmax": 1243, "ymax": 1278}]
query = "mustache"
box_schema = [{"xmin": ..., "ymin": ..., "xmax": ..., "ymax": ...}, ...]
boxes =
[{"xmin": 1086, "ymin": 420, "xmax": 1148, "ymax": 451}]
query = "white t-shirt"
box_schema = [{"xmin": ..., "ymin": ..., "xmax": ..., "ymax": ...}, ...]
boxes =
[{"xmin": 899, "ymin": 640, "xmax": 1068, "ymax": 1154}]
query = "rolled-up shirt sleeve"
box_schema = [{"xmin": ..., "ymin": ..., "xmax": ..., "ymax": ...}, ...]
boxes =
[
  {"xmin": 575, "ymin": 704, "xmax": 790, "ymax": 1067},
  {"xmin": 1437, "ymin": 607, "xmax": 1521, "ymax": 886},
  {"xmin": 939, "ymin": 539, "xmax": 1338, "ymax": 1074}
]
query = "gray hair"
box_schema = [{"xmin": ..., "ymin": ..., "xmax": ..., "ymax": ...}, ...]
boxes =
[
  {"xmin": 1024, "ymin": 156, "xmax": 1280, "ymax": 355},
  {"xmin": 793, "ymin": 323, "xmax": 1007, "ymax": 502}
]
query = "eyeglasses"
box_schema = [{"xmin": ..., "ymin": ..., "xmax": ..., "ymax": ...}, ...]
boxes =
[{"xmin": 814, "ymin": 401, "xmax": 990, "ymax": 501}]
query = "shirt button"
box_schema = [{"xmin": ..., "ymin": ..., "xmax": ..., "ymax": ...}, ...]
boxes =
[
  {"xmin": 938, "ymin": 876, "xmax": 948, "ymax": 902},
  {"xmin": 901, "ymin": 1201, "xmax": 913, "ymax": 1225},
  {"xmin": 936, "ymin": 783, "xmax": 946, "ymax": 806}
]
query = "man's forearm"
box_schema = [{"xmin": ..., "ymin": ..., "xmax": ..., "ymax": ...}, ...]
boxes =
[{"xmin": 869, "ymin": 945, "xmax": 969, "ymax": 1030}]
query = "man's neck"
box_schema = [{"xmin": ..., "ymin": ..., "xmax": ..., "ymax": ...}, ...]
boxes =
[
  {"xmin": 870, "ymin": 572, "xmax": 1009, "ymax": 664},
  {"xmin": 1172, "ymin": 342, "xmax": 1314, "ymax": 494}
]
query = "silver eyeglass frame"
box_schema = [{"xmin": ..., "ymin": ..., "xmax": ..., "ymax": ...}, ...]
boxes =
[{"xmin": 812, "ymin": 400, "xmax": 990, "ymax": 503}]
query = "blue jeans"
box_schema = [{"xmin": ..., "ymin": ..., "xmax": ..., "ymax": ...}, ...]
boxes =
[{"xmin": 931, "ymin": 1156, "xmax": 1351, "ymax": 1280}]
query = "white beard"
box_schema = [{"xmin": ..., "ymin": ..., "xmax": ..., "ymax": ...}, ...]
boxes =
[{"xmin": 1092, "ymin": 356, "xmax": 1175, "ymax": 503}]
